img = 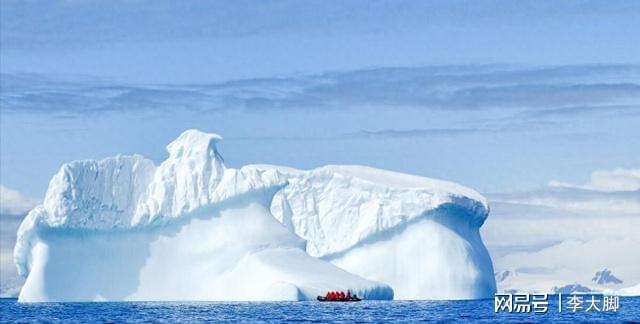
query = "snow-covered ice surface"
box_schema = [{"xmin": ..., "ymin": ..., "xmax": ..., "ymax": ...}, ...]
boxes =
[
  {"xmin": 14, "ymin": 129, "xmax": 495, "ymax": 302},
  {"xmin": 251, "ymin": 164, "xmax": 496, "ymax": 300}
]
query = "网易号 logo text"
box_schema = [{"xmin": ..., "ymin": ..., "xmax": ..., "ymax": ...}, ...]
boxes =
[{"xmin": 495, "ymin": 293, "xmax": 620, "ymax": 314}]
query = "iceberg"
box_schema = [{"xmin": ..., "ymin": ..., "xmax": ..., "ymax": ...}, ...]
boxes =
[
  {"xmin": 14, "ymin": 129, "xmax": 495, "ymax": 302},
  {"xmin": 253, "ymin": 164, "xmax": 496, "ymax": 300},
  {"xmin": 14, "ymin": 130, "xmax": 392, "ymax": 302},
  {"xmin": 607, "ymin": 283, "xmax": 640, "ymax": 296}
]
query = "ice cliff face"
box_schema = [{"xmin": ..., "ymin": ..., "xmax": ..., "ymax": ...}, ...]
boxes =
[
  {"xmin": 253, "ymin": 165, "xmax": 496, "ymax": 300},
  {"xmin": 15, "ymin": 129, "xmax": 495, "ymax": 302}
]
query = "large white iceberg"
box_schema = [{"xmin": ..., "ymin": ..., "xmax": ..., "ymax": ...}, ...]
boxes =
[
  {"xmin": 14, "ymin": 130, "xmax": 392, "ymax": 302},
  {"xmin": 14, "ymin": 129, "xmax": 495, "ymax": 302}
]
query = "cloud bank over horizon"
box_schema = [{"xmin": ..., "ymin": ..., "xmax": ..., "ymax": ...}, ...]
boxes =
[
  {"xmin": 3, "ymin": 64, "xmax": 639, "ymax": 118},
  {"xmin": 548, "ymin": 168, "xmax": 640, "ymax": 192},
  {"xmin": 0, "ymin": 185, "xmax": 39, "ymax": 215},
  {"xmin": 483, "ymin": 167, "xmax": 640, "ymax": 294},
  {"xmin": 0, "ymin": 185, "xmax": 34, "ymax": 297}
]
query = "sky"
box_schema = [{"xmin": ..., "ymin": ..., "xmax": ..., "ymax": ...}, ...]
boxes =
[
  {"xmin": 2, "ymin": 0, "xmax": 640, "ymax": 83},
  {"xmin": 1, "ymin": 0, "xmax": 640, "ymax": 296},
  {"xmin": 1, "ymin": 0, "xmax": 639, "ymax": 198}
]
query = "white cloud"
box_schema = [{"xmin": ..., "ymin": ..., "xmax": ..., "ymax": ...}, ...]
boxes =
[
  {"xmin": 549, "ymin": 168, "xmax": 640, "ymax": 192},
  {"xmin": 0, "ymin": 185, "xmax": 38, "ymax": 215},
  {"xmin": 0, "ymin": 249, "xmax": 23, "ymax": 297},
  {"xmin": 492, "ymin": 194, "xmax": 640, "ymax": 216},
  {"xmin": 483, "ymin": 210, "xmax": 640, "ymax": 251},
  {"xmin": 492, "ymin": 167, "xmax": 640, "ymax": 217},
  {"xmin": 484, "ymin": 167, "xmax": 640, "ymax": 294}
]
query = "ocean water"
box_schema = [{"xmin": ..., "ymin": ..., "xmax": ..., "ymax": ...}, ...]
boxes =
[{"xmin": 1, "ymin": 297, "xmax": 638, "ymax": 323}]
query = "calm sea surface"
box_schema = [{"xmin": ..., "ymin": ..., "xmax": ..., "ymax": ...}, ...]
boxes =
[{"xmin": 1, "ymin": 296, "xmax": 638, "ymax": 323}]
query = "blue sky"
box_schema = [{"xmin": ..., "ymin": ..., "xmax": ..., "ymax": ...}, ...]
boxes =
[
  {"xmin": 2, "ymin": 0, "xmax": 640, "ymax": 83},
  {"xmin": 1, "ymin": 0, "xmax": 639, "ymax": 199}
]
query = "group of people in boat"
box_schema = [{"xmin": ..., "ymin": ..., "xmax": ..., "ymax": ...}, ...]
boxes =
[{"xmin": 323, "ymin": 290, "xmax": 358, "ymax": 301}]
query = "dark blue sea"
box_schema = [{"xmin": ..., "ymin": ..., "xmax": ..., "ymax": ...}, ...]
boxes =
[{"xmin": 1, "ymin": 297, "xmax": 639, "ymax": 323}]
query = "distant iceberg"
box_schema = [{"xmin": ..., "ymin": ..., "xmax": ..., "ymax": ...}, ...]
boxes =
[
  {"xmin": 608, "ymin": 283, "xmax": 640, "ymax": 296},
  {"xmin": 15, "ymin": 129, "xmax": 495, "ymax": 302}
]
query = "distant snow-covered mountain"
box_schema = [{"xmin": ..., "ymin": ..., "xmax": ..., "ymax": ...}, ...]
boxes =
[
  {"xmin": 592, "ymin": 269, "xmax": 623, "ymax": 285},
  {"xmin": 551, "ymin": 284, "xmax": 592, "ymax": 294}
]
